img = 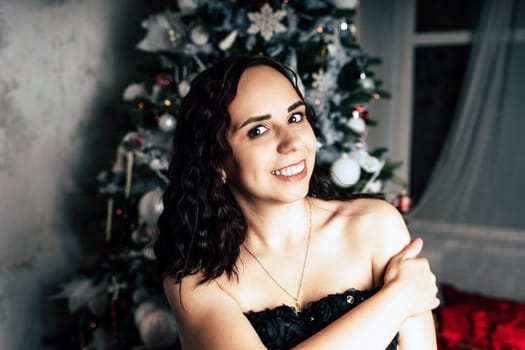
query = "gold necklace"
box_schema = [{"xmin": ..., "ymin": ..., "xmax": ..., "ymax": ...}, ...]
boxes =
[{"xmin": 242, "ymin": 199, "xmax": 312, "ymax": 312}]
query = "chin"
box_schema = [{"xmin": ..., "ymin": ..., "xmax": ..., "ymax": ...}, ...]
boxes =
[{"xmin": 276, "ymin": 186, "xmax": 310, "ymax": 203}]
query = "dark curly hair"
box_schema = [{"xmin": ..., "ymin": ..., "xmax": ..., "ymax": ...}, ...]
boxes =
[{"xmin": 154, "ymin": 56, "xmax": 351, "ymax": 285}]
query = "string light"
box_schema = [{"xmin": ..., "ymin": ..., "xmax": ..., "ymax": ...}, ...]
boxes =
[
  {"xmin": 163, "ymin": 99, "xmax": 172, "ymax": 106},
  {"xmin": 317, "ymin": 26, "xmax": 323, "ymax": 33}
]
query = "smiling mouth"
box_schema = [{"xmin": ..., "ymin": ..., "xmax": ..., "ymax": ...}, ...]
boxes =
[{"xmin": 271, "ymin": 160, "xmax": 306, "ymax": 177}]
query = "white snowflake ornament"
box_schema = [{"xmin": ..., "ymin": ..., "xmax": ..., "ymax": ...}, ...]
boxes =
[
  {"xmin": 366, "ymin": 179, "xmax": 382, "ymax": 193},
  {"xmin": 247, "ymin": 3, "xmax": 287, "ymax": 41},
  {"xmin": 136, "ymin": 13, "xmax": 185, "ymax": 52},
  {"xmin": 324, "ymin": 34, "xmax": 342, "ymax": 57},
  {"xmin": 360, "ymin": 154, "xmax": 382, "ymax": 173},
  {"xmin": 53, "ymin": 277, "xmax": 107, "ymax": 313},
  {"xmin": 312, "ymin": 69, "xmax": 329, "ymax": 91}
]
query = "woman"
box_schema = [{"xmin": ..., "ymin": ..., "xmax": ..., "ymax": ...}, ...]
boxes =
[{"xmin": 154, "ymin": 56, "xmax": 439, "ymax": 349}]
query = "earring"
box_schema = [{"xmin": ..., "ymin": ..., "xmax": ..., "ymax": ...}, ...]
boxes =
[{"xmin": 219, "ymin": 169, "xmax": 227, "ymax": 184}]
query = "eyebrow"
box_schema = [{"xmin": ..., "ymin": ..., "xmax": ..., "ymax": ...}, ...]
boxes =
[{"xmin": 239, "ymin": 100, "xmax": 305, "ymax": 129}]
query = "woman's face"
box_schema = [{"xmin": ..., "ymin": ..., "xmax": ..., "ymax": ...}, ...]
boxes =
[{"xmin": 224, "ymin": 65, "xmax": 317, "ymax": 206}]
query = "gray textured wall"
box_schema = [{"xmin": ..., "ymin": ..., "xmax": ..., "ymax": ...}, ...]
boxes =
[{"xmin": 0, "ymin": 0, "xmax": 145, "ymax": 347}]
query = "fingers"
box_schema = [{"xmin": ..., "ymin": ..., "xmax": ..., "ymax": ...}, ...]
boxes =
[
  {"xmin": 383, "ymin": 238, "xmax": 440, "ymax": 316},
  {"xmin": 433, "ymin": 295, "xmax": 441, "ymax": 309},
  {"xmin": 396, "ymin": 238, "xmax": 423, "ymax": 260}
]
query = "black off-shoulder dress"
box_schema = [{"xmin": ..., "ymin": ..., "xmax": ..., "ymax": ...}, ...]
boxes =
[{"xmin": 244, "ymin": 288, "xmax": 398, "ymax": 350}]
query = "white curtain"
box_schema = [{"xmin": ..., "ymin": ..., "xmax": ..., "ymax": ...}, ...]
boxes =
[
  {"xmin": 407, "ymin": 0, "xmax": 525, "ymax": 301},
  {"xmin": 410, "ymin": 0, "xmax": 525, "ymax": 230}
]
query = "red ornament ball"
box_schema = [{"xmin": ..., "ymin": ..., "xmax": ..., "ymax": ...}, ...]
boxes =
[
  {"xmin": 354, "ymin": 105, "xmax": 369, "ymax": 120},
  {"xmin": 155, "ymin": 73, "xmax": 171, "ymax": 87},
  {"xmin": 395, "ymin": 190, "xmax": 412, "ymax": 213}
]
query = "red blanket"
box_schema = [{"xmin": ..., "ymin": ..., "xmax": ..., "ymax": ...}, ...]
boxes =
[{"xmin": 437, "ymin": 284, "xmax": 525, "ymax": 350}]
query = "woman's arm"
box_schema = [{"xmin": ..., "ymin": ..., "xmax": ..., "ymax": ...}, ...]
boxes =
[
  {"xmin": 398, "ymin": 313, "xmax": 438, "ymax": 350},
  {"xmin": 291, "ymin": 281, "xmax": 420, "ymax": 349},
  {"xmin": 371, "ymin": 200, "xmax": 439, "ymax": 350},
  {"xmin": 385, "ymin": 239, "xmax": 438, "ymax": 350},
  {"xmin": 389, "ymin": 241, "xmax": 438, "ymax": 350}
]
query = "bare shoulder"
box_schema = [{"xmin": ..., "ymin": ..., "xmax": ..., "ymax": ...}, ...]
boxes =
[
  {"xmin": 311, "ymin": 196, "xmax": 406, "ymax": 233},
  {"xmin": 163, "ymin": 273, "xmax": 264, "ymax": 349},
  {"xmin": 163, "ymin": 273, "xmax": 218, "ymax": 326},
  {"xmin": 163, "ymin": 272, "xmax": 238, "ymax": 326},
  {"xmin": 311, "ymin": 197, "xmax": 411, "ymax": 285},
  {"xmin": 341, "ymin": 197, "xmax": 408, "ymax": 234},
  {"xmin": 340, "ymin": 196, "xmax": 400, "ymax": 216}
]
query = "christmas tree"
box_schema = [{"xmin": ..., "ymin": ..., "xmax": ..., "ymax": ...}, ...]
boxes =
[{"xmin": 49, "ymin": 1, "xmax": 405, "ymax": 349}]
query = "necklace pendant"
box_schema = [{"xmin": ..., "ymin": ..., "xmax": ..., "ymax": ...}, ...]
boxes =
[{"xmin": 294, "ymin": 301, "xmax": 301, "ymax": 314}]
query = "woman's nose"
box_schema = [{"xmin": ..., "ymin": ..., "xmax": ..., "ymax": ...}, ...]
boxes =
[{"xmin": 277, "ymin": 128, "xmax": 300, "ymax": 153}]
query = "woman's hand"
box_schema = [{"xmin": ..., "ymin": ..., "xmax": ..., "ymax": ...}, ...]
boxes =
[{"xmin": 383, "ymin": 238, "xmax": 440, "ymax": 319}]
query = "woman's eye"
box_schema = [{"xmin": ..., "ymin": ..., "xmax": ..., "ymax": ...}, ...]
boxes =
[
  {"xmin": 247, "ymin": 125, "xmax": 269, "ymax": 138},
  {"xmin": 289, "ymin": 112, "xmax": 305, "ymax": 123}
]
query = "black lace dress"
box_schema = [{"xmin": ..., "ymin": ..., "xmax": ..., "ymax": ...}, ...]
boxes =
[{"xmin": 244, "ymin": 288, "xmax": 398, "ymax": 350}]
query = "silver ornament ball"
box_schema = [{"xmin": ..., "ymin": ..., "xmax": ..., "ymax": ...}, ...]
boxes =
[
  {"xmin": 178, "ymin": 80, "xmax": 191, "ymax": 98},
  {"xmin": 134, "ymin": 301, "xmax": 157, "ymax": 326},
  {"xmin": 190, "ymin": 26, "xmax": 209, "ymax": 46},
  {"xmin": 359, "ymin": 77, "xmax": 375, "ymax": 90},
  {"xmin": 330, "ymin": 0, "xmax": 358, "ymax": 9},
  {"xmin": 122, "ymin": 83, "xmax": 147, "ymax": 101},
  {"xmin": 139, "ymin": 309, "xmax": 178, "ymax": 348},
  {"xmin": 177, "ymin": 0, "xmax": 198, "ymax": 13},
  {"xmin": 331, "ymin": 154, "xmax": 361, "ymax": 187},
  {"xmin": 158, "ymin": 113, "xmax": 176, "ymax": 132},
  {"xmin": 138, "ymin": 188, "xmax": 164, "ymax": 225},
  {"xmin": 347, "ymin": 117, "xmax": 366, "ymax": 135}
]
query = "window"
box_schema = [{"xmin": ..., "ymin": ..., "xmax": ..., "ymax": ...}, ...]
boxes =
[{"xmin": 409, "ymin": 0, "xmax": 486, "ymax": 203}]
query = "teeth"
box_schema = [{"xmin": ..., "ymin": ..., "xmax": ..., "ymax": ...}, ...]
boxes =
[{"xmin": 272, "ymin": 162, "xmax": 305, "ymax": 176}]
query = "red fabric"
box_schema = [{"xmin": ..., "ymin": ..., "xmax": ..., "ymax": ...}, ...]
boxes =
[{"xmin": 437, "ymin": 284, "xmax": 525, "ymax": 350}]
